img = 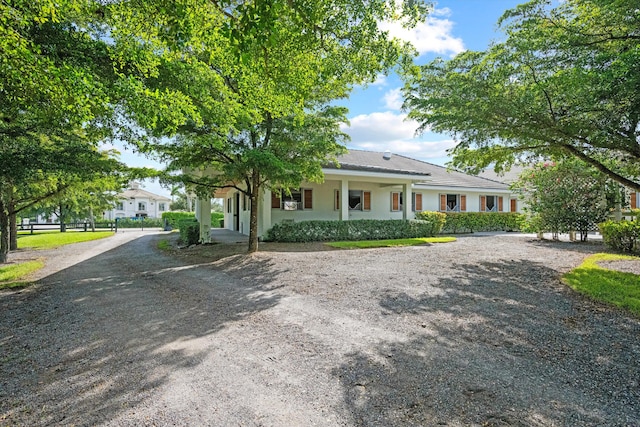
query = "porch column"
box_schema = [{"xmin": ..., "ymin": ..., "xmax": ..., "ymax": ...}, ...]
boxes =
[
  {"xmin": 194, "ymin": 199, "xmax": 201, "ymax": 221},
  {"xmin": 403, "ymin": 181, "xmax": 412, "ymax": 220},
  {"xmin": 259, "ymin": 188, "xmax": 272, "ymax": 237},
  {"xmin": 198, "ymin": 197, "xmax": 212, "ymax": 243},
  {"xmin": 341, "ymin": 179, "xmax": 349, "ymax": 221}
]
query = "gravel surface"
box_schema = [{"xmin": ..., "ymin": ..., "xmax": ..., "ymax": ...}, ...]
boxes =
[{"xmin": 1, "ymin": 232, "xmax": 639, "ymax": 426}]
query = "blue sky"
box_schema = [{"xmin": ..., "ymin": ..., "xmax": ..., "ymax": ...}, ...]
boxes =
[{"xmin": 116, "ymin": 0, "xmax": 523, "ymax": 197}]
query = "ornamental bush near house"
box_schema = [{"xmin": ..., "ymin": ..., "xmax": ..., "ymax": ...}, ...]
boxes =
[
  {"xmin": 178, "ymin": 219, "xmax": 200, "ymax": 245},
  {"xmin": 414, "ymin": 211, "xmax": 447, "ymax": 235},
  {"xmin": 436, "ymin": 212, "xmax": 523, "ymax": 234},
  {"xmin": 101, "ymin": 218, "xmax": 165, "ymax": 228},
  {"xmin": 264, "ymin": 219, "xmax": 441, "ymax": 243},
  {"xmin": 162, "ymin": 212, "xmax": 224, "ymax": 228},
  {"xmin": 599, "ymin": 220, "xmax": 640, "ymax": 253}
]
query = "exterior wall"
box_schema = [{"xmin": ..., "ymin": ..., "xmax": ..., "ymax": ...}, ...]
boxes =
[{"xmin": 104, "ymin": 197, "xmax": 170, "ymax": 219}]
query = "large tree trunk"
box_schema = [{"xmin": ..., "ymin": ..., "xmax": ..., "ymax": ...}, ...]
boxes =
[
  {"xmin": 247, "ymin": 171, "xmax": 260, "ymax": 253},
  {"xmin": 59, "ymin": 203, "xmax": 67, "ymax": 232},
  {"xmin": 0, "ymin": 198, "xmax": 9, "ymax": 264},
  {"xmin": 9, "ymin": 210, "xmax": 17, "ymax": 251}
]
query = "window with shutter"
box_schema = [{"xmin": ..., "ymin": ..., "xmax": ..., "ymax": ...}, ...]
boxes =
[
  {"xmin": 391, "ymin": 192, "xmax": 400, "ymax": 211},
  {"xmin": 271, "ymin": 192, "xmax": 281, "ymax": 209},
  {"xmin": 334, "ymin": 190, "xmax": 340, "ymax": 210},
  {"xmin": 498, "ymin": 196, "xmax": 504, "ymax": 212},
  {"xmin": 363, "ymin": 191, "xmax": 371, "ymax": 211},
  {"xmin": 304, "ymin": 189, "xmax": 313, "ymax": 209},
  {"xmin": 632, "ymin": 192, "xmax": 638, "ymax": 209},
  {"xmin": 480, "ymin": 196, "xmax": 486, "ymax": 212},
  {"xmin": 460, "ymin": 195, "xmax": 467, "ymax": 212},
  {"xmin": 440, "ymin": 194, "xmax": 446, "ymax": 211},
  {"xmin": 413, "ymin": 193, "xmax": 422, "ymax": 211},
  {"xmin": 510, "ymin": 198, "xmax": 517, "ymax": 212}
]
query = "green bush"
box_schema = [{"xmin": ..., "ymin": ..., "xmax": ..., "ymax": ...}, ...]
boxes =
[
  {"xmin": 413, "ymin": 211, "xmax": 447, "ymax": 235},
  {"xmin": 109, "ymin": 218, "xmax": 165, "ymax": 228},
  {"xmin": 178, "ymin": 219, "xmax": 200, "ymax": 245},
  {"xmin": 599, "ymin": 220, "xmax": 640, "ymax": 253},
  {"xmin": 162, "ymin": 211, "xmax": 224, "ymax": 228},
  {"xmin": 440, "ymin": 212, "xmax": 523, "ymax": 234},
  {"xmin": 265, "ymin": 219, "xmax": 440, "ymax": 243}
]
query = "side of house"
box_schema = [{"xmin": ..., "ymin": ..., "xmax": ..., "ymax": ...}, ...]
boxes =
[
  {"xmin": 103, "ymin": 182, "xmax": 171, "ymax": 220},
  {"xmin": 211, "ymin": 150, "xmax": 517, "ymax": 238}
]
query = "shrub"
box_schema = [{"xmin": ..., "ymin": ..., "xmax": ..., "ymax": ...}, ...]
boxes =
[
  {"xmin": 110, "ymin": 218, "xmax": 165, "ymax": 228},
  {"xmin": 414, "ymin": 211, "xmax": 447, "ymax": 235},
  {"xmin": 599, "ymin": 220, "xmax": 640, "ymax": 253},
  {"xmin": 162, "ymin": 211, "xmax": 224, "ymax": 228},
  {"xmin": 178, "ymin": 219, "xmax": 200, "ymax": 245},
  {"xmin": 439, "ymin": 212, "xmax": 523, "ymax": 234},
  {"xmin": 265, "ymin": 219, "xmax": 440, "ymax": 243}
]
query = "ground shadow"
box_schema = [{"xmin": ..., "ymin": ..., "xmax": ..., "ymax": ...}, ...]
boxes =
[
  {"xmin": 334, "ymin": 257, "xmax": 640, "ymax": 426},
  {"xmin": 0, "ymin": 234, "xmax": 285, "ymax": 425}
]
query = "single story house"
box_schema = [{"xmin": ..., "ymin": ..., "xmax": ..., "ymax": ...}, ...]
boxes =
[
  {"xmin": 103, "ymin": 182, "xmax": 171, "ymax": 220},
  {"xmin": 206, "ymin": 150, "xmax": 516, "ymax": 239}
]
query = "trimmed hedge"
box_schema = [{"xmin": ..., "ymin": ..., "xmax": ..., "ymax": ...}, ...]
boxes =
[
  {"xmin": 98, "ymin": 218, "xmax": 165, "ymax": 228},
  {"xmin": 599, "ymin": 220, "xmax": 640, "ymax": 253},
  {"xmin": 178, "ymin": 219, "xmax": 200, "ymax": 245},
  {"xmin": 162, "ymin": 211, "xmax": 224, "ymax": 228},
  {"xmin": 439, "ymin": 212, "xmax": 523, "ymax": 234},
  {"xmin": 265, "ymin": 219, "xmax": 442, "ymax": 243},
  {"xmin": 414, "ymin": 211, "xmax": 447, "ymax": 235}
]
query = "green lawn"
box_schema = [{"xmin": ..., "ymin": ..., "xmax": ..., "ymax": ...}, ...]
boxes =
[
  {"xmin": 0, "ymin": 260, "xmax": 45, "ymax": 290},
  {"xmin": 17, "ymin": 231, "xmax": 114, "ymax": 250},
  {"xmin": 562, "ymin": 253, "xmax": 640, "ymax": 316},
  {"xmin": 326, "ymin": 236, "xmax": 456, "ymax": 249}
]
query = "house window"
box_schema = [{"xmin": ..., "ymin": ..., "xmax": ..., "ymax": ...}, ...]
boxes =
[
  {"xmin": 158, "ymin": 203, "xmax": 166, "ymax": 212},
  {"xmin": 440, "ymin": 194, "xmax": 466, "ymax": 212},
  {"xmin": 480, "ymin": 195, "xmax": 503, "ymax": 212},
  {"xmin": 271, "ymin": 189, "xmax": 313, "ymax": 210},
  {"xmin": 116, "ymin": 202, "xmax": 124, "ymax": 210},
  {"xmin": 138, "ymin": 202, "xmax": 146, "ymax": 211},
  {"xmin": 391, "ymin": 192, "xmax": 402, "ymax": 212},
  {"xmin": 510, "ymin": 198, "xmax": 517, "ymax": 212},
  {"xmin": 334, "ymin": 190, "xmax": 370, "ymax": 210}
]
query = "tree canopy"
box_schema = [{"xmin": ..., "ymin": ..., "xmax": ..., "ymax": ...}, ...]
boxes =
[{"xmin": 405, "ymin": 0, "xmax": 640, "ymax": 189}]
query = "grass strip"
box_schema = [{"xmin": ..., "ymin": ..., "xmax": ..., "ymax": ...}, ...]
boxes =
[
  {"xmin": 326, "ymin": 236, "xmax": 456, "ymax": 249},
  {"xmin": 562, "ymin": 253, "xmax": 640, "ymax": 316},
  {"xmin": 0, "ymin": 260, "xmax": 45, "ymax": 290},
  {"xmin": 17, "ymin": 231, "xmax": 114, "ymax": 250},
  {"xmin": 157, "ymin": 239, "xmax": 171, "ymax": 251}
]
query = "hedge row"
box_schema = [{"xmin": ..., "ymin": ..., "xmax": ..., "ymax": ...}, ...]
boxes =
[
  {"xmin": 96, "ymin": 218, "xmax": 165, "ymax": 228},
  {"xmin": 265, "ymin": 219, "xmax": 444, "ymax": 243},
  {"xmin": 599, "ymin": 220, "xmax": 640, "ymax": 253},
  {"xmin": 161, "ymin": 211, "xmax": 224, "ymax": 227},
  {"xmin": 439, "ymin": 212, "xmax": 523, "ymax": 234}
]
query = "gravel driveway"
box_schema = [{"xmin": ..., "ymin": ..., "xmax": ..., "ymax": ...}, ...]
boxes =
[{"xmin": 1, "ymin": 232, "xmax": 639, "ymax": 426}]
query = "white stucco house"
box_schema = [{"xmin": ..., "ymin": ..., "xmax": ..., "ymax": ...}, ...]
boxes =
[
  {"xmin": 199, "ymin": 150, "xmax": 517, "ymax": 240},
  {"xmin": 103, "ymin": 182, "xmax": 171, "ymax": 220}
]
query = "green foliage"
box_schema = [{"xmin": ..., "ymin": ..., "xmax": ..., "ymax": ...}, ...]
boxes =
[
  {"xmin": 512, "ymin": 161, "xmax": 610, "ymax": 241},
  {"xmin": 436, "ymin": 212, "xmax": 523, "ymax": 234},
  {"xmin": 414, "ymin": 211, "xmax": 447, "ymax": 235},
  {"xmin": 563, "ymin": 253, "xmax": 640, "ymax": 316},
  {"xmin": 265, "ymin": 219, "xmax": 440, "ymax": 243},
  {"xmin": 178, "ymin": 219, "xmax": 199, "ymax": 245},
  {"xmin": 112, "ymin": 218, "xmax": 165, "ymax": 228},
  {"xmin": 326, "ymin": 237, "xmax": 456, "ymax": 249},
  {"xmin": 162, "ymin": 211, "xmax": 223, "ymax": 228},
  {"xmin": 599, "ymin": 221, "xmax": 640, "ymax": 253},
  {"xmin": 405, "ymin": 0, "xmax": 640, "ymax": 190}
]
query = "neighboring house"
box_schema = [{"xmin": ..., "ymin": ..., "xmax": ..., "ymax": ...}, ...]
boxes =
[
  {"xmin": 210, "ymin": 149, "xmax": 517, "ymax": 238},
  {"xmin": 103, "ymin": 182, "xmax": 171, "ymax": 220}
]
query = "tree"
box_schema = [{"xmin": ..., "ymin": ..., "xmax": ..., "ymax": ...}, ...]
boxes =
[
  {"xmin": 405, "ymin": 0, "xmax": 640, "ymax": 189},
  {"xmin": 107, "ymin": 0, "xmax": 429, "ymax": 252},
  {"xmin": 511, "ymin": 160, "xmax": 611, "ymax": 241}
]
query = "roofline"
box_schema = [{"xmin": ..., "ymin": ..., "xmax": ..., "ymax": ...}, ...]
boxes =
[{"xmin": 322, "ymin": 167, "xmax": 430, "ymax": 180}]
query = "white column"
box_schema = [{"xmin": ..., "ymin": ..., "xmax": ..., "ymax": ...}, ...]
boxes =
[
  {"xmin": 199, "ymin": 197, "xmax": 212, "ymax": 243},
  {"xmin": 194, "ymin": 199, "xmax": 201, "ymax": 221},
  {"xmin": 341, "ymin": 179, "xmax": 349, "ymax": 221},
  {"xmin": 403, "ymin": 182, "xmax": 412, "ymax": 220}
]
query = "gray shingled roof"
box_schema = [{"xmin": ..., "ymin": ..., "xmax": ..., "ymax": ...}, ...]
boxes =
[
  {"xmin": 119, "ymin": 188, "xmax": 171, "ymax": 201},
  {"xmin": 326, "ymin": 149, "xmax": 509, "ymax": 190},
  {"xmin": 478, "ymin": 165, "xmax": 526, "ymax": 185}
]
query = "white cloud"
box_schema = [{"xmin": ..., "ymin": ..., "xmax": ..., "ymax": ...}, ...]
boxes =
[
  {"xmin": 380, "ymin": 7, "xmax": 465, "ymax": 57},
  {"xmin": 383, "ymin": 88, "xmax": 403, "ymax": 110},
  {"xmin": 370, "ymin": 74, "xmax": 388, "ymax": 87},
  {"xmin": 341, "ymin": 111, "xmax": 457, "ymax": 163}
]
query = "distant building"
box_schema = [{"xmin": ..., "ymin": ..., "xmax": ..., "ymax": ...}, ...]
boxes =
[{"xmin": 104, "ymin": 182, "xmax": 171, "ymax": 220}]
